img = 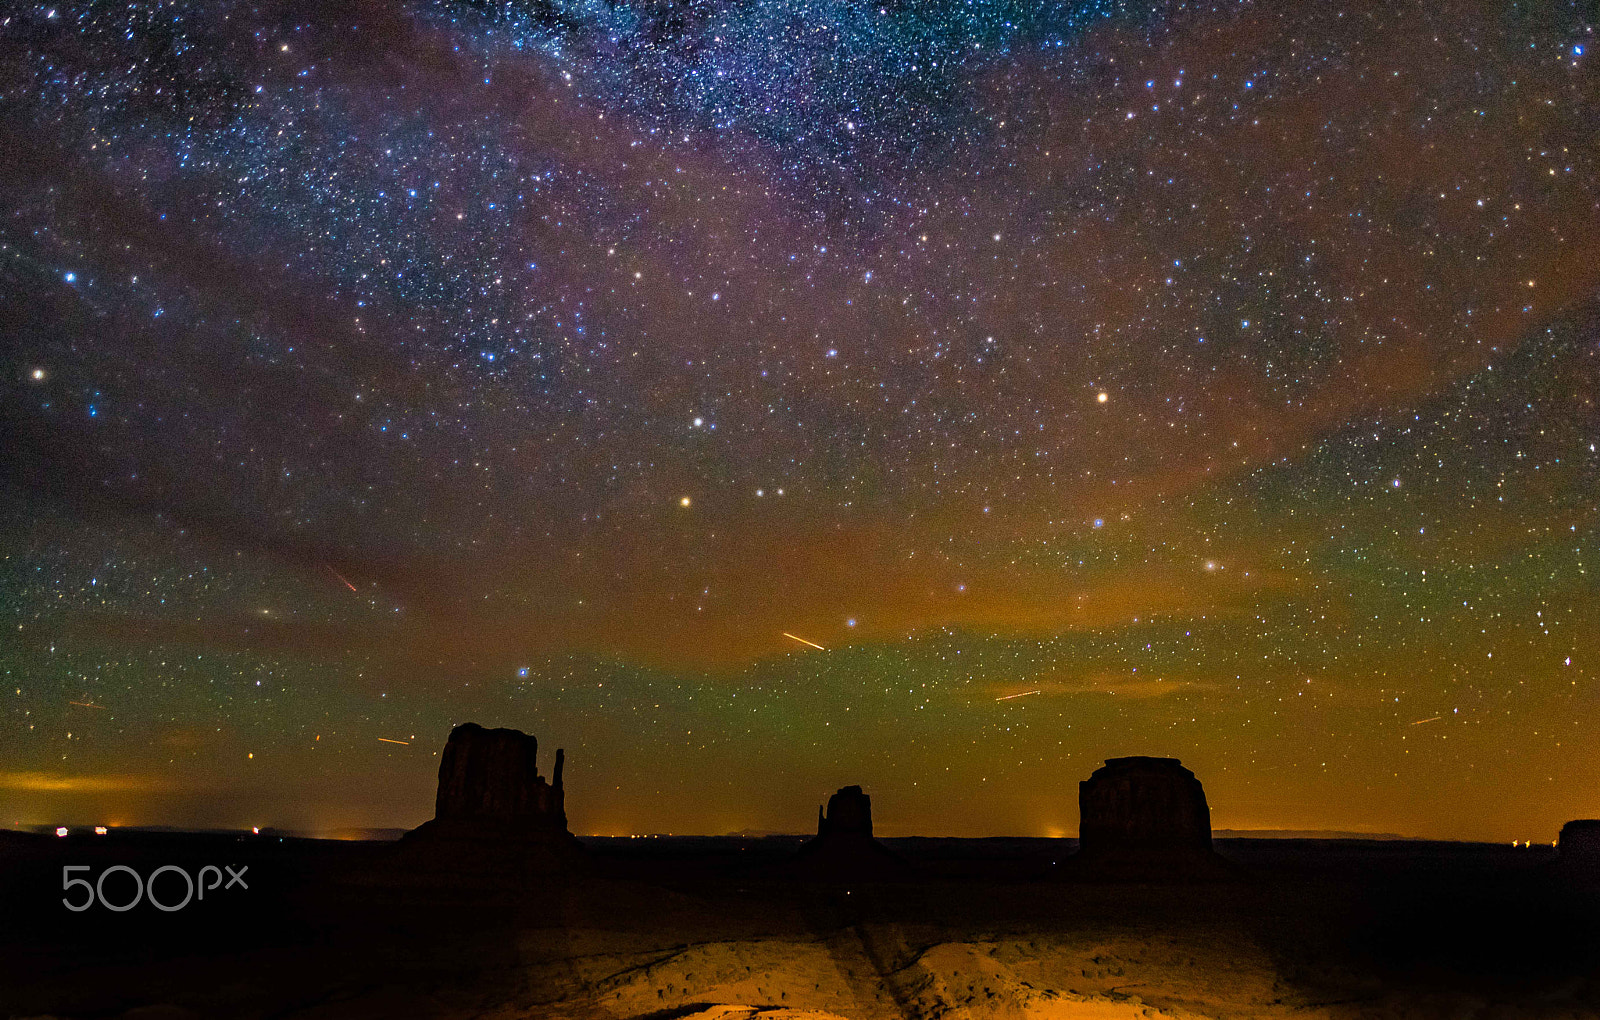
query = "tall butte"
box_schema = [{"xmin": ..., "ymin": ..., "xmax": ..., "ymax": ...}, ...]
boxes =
[
  {"xmin": 399, "ymin": 723, "xmax": 584, "ymax": 873},
  {"xmin": 431, "ymin": 722, "xmax": 567, "ymax": 831},
  {"xmin": 1062, "ymin": 756, "xmax": 1232, "ymax": 880},
  {"xmin": 785, "ymin": 784, "xmax": 910, "ymax": 879}
]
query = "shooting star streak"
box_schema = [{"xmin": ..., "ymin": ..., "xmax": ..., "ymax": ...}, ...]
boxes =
[
  {"xmin": 68, "ymin": 700, "xmax": 107, "ymax": 710},
  {"xmin": 782, "ymin": 632, "xmax": 826, "ymax": 651},
  {"xmin": 324, "ymin": 564, "xmax": 358, "ymax": 592},
  {"xmin": 377, "ymin": 737, "xmax": 410, "ymax": 745},
  {"xmin": 1409, "ymin": 716, "xmax": 1443, "ymax": 726},
  {"xmin": 995, "ymin": 690, "xmax": 1042, "ymax": 701}
]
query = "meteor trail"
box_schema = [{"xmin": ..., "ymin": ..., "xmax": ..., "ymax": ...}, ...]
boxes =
[
  {"xmin": 995, "ymin": 690, "xmax": 1042, "ymax": 701},
  {"xmin": 68, "ymin": 700, "xmax": 107, "ymax": 710},
  {"xmin": 1409, "ymin": 716, "xmax": 1443, "ymax": 726},
  {"xmin": 782, "ymin": 632, "xmax": 826, "ymax": 651},
  {"xmin": 377, "ymin": 737, "xmax": 410, "ymax": 744},
  {"xmin": 324, "ymin": 564, "xmax": 358, "ymax": 592}
]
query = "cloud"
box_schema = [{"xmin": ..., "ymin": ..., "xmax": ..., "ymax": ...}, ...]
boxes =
[
  {"xmin": 0, "ymin": 771, "xmax": 176, "ymax": 794},
  {"xmin": 989, "ymin": 673, "xmax": 1215, "ymax": 702}
]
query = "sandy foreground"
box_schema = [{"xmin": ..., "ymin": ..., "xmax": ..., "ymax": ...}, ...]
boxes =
[
  {"xmin": 499, "ymin": 925, "xmax": 1318, "ymax": 1020},
  {"xmin": 2, "ymin": 833, "xmax": 1596, "ymax": 1019}
]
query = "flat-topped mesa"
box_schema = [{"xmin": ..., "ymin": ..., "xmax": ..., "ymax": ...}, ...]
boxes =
[
  {"xmin": 817, "ymin": 785, "xmax": 873, "ymax": 838},
  {"xmin": 432, "ymin": 722, "xmax": 566, "ymax": 832},
  {"xmin": 1077, "ymin": 756, "xmax": 1212, "ymax": 857},
  {"xmin": 1557, "ymin": 819, "xmax": 1600, "ymax": 872}
]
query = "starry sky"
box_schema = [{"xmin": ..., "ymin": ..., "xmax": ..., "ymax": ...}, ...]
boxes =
[{"xmin": 1, "ymin": 0, "xmax": 1596, "ymax": 842}]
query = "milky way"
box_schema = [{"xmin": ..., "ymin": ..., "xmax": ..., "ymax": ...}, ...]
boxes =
[{"xmin": 1, "ymin": 0, "xmax": 1596, "ymax": 840}]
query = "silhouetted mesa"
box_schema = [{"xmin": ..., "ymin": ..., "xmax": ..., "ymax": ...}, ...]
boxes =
[
  {"xmin": 1078, "ymin": 756, "xmax": 1212, "ymax": 856},
  {"xmin": 1557, "ymin": 819, "xmax": 1600, "ymax": 877},
  {"xmin": 1064, "ymin": 756, "xmax": 1230, "ymax": 881},
  {"xmin": 433, "ymin": 722, "xmax": 566, "ymax": 830},
  {"xmin": 817, "ymin": 784, "xmax": 873, "ymax": 837},
  {"xmin": 788, "ymin": 785, "xmax": 909, "ymax": 879},
  {"xmin": 398, "ymin": 723, "xmax": 584, "ymax": 874}
]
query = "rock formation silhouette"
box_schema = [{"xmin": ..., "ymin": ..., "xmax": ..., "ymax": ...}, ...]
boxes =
[
  {"xmin": 1079, "ymin": 756, "xmax": 1212, "ymax": 856},
  {"xmin": 395, "ymin": 723, "xmax": 584, "ymax": 877},
  {"xmin": 817, "ymin": 785, "xmax": 874, "ymax": 838},
  {"xmin": 786, "ymin": 785, "xmax": 909, "ymax": 880},
  {"xmin": 1556, "ymin": 819, "xmax": 1600, "ymax": 882},
  {"xmin": 1061, "ymin": 756, "xmax": 1232, "ymax": 880},
  {"xmin": 432, "ymin": 722, "xmax": 566, "ymax": 830}
]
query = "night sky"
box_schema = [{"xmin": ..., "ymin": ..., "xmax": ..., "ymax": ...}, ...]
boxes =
[{"xmin": 1, "ymin": 0, "xmax": 1596, "ymax": 841}]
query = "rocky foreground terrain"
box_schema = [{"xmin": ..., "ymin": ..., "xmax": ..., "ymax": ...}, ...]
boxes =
[{"xmin": 2, "ymin": 831, "xmax": 1597, "ymax": 1020}]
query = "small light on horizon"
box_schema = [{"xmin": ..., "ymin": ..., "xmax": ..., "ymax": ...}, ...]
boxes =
[
  {"xmin": 94, "ymin": 826, "xmax": 108, "ymax": 835},
  {"xmin": 252, "ymin": 826, "xmax": 260, "ymax": 834},
  {"xmin": 55, "ymin": 827, "xmax": 68, "ymax": 837}
]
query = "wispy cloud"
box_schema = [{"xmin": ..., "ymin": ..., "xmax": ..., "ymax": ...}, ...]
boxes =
[
  {"xmin": 0, "ymin": 771, "xmax": 176, "ymax": 793},
  {"xmin": 988, "ymin": 673, "xmax": 1215, "ymax": 702}
]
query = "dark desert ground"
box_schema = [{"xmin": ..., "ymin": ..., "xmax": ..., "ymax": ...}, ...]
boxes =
[{"xmin": 4, "ymin": 792, "xmax": 1599, "ymax": 1019}]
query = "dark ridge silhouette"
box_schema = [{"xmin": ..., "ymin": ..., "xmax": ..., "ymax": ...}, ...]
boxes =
[
  {"xmin": 1557, "ymin": 819, "xmax": 1600, "ymax": 883},
  {"xmin": 431, "ymin": 722, "xmax": 567, "ymax": 829},
  {"xmin": 393, "ymin": 723, "xmax": 585, "ymax": 876},
  {"xmin": 1060, "ymin": 756, "xmax": 1235, "ymax": 881},
  {"xmin": 1079, "ymin": 756, "xmax": 1212, "ymax": 855},
  {"xmin": 817, "ymin": 785, "xmax": 874, "ymax": 837},
  {"xmin": 783, "ymin": 785, "xmax": 910, "ymax": 880}
]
